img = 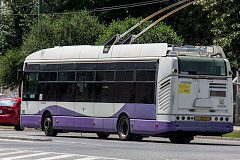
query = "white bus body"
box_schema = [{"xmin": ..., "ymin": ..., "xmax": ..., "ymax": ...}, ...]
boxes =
[{"xmin": 21, "ymin": 43, "xmax": 233, "ymax": 143}]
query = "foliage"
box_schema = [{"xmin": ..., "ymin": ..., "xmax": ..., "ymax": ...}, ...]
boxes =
[
  {"xmin": 223, "ymin": 130, "xmax": 240, "ymax": 138},
  {"xmin": 21, "ymin": 10, "xmax": 105, "ymax": 56},
  {"xmin": 0, "ymin": 0, "xmax": 36, "ymax": 54},
  {"xmin": 96, "ymin": 17, "xmax": 183, "ymax": 45},
  {"xmin": 0, "ymin": 49, "xmax": 25, "ymax": 89},
  {"xmin": 0, "ymin": 10, "xmax": 104, "ymax": 89},
  {"xmin": 167, "ymin": 4, "xmax": 213, "ymax": 46},
  {"xmin": 198, "ymin": 0, "xmax": 240, "ymax": 72}
]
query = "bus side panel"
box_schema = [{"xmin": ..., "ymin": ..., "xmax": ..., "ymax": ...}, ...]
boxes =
[
  {"xmin": 131, "ymin": 119, "xmax": 156, "ymax": 135},
  {"xmin": 21, "ymin": 115, "xmax": 41, "ymax": 128},
  {"xmin": 134, "ymin": 104, "xmax": 156, "ymax": 120},
  {"xmin": 113, "ymin": 103, "xmax": 156, "ymax": 120}
]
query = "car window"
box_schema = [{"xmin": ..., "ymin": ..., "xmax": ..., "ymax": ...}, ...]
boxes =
[{"xmin": 0, "ymin": 99, "xmax": 18, "ymax": 105}]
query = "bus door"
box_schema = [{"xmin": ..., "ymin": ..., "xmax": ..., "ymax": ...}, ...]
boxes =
[{"xmin": 22, "ymin": 72, "xmax": 40, "ymax": 128}]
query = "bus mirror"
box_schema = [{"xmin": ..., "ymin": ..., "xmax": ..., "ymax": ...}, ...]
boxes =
[{"xmin": 17, "ymin": 70, "xmax": 24, "ymax": 81}]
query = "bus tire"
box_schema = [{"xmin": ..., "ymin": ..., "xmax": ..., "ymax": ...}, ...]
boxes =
[
  {"xmin": 96, "ymin": 133, "xmax": 110, "ymax": 139},
  {"xmin": 117, "ymin": 115, "xmax": 132, "ymax": 140},
  {"xmin": 43, "ymin": 113, "xmax": 58, "ymax": 136},
  {"xmin": 169, "ymin": 135, "xmax": 193, "ymax": 144}
]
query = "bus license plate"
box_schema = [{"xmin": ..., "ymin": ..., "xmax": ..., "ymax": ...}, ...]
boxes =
[{"xmin": 195, "ymin": 116, "xmax": 211, "ymax": 121}]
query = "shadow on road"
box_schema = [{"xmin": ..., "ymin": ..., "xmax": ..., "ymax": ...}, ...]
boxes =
[{"xmin": 32, "ymin": 133, "xmax": 240, "ymax": 146}]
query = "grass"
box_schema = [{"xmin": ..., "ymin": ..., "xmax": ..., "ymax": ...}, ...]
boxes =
[{"xmin": 223, "ymin": 131, "xmax": 240, "ymax": 138}]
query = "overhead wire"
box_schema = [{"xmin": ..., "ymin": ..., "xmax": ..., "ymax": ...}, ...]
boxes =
[{"xmin": 1, "ymin": 0, "xmax": 170, "ymax": 16}]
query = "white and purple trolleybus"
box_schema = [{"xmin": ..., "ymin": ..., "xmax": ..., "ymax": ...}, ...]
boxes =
[{"xmin": 20, "ymin": 43, "xmax": 233, "ymax": 143}]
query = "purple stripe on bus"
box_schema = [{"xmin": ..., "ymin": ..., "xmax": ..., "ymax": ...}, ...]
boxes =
[
  {"xmin": 21, "ymin": 115, "xmax": 233, "ymax": 135},
  {"xmin": 52, "ymin": 116, "xmax": 117, "ymax": 132},
  {"xmin": 36, "ymin": 103, "xmax": 156, "ymax": 120},
  {"xmin": 112, "ymin": 103, "xmax": 156, "ymax": 119},
  {"xmin": 37, "ymin": 105, "xmax": 85, "ymax": 117}
]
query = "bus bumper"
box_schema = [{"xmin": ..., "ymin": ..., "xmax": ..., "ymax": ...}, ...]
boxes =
[{"xmin": 131, "ymin": 120, "xmax": 233, "ymax": 136}]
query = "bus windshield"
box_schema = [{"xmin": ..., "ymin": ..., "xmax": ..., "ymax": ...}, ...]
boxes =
[{"xmin": 178, "ymin": 56, "xmax": 226, "ymax": 76}]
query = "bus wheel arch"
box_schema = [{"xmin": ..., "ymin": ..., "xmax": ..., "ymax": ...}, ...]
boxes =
[
  {"xmin": 117, "ymin": 113, "xmax": 132, "ymax": 140},
  {"xmin": 42, "ymin": 111, "xmax": 58, "ymax": 136}
]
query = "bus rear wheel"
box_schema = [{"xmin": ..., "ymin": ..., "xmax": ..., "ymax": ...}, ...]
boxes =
[
  {"xmin": 169, "ymin": 135, "xmax": 193, "ymax": 144},
  {"xmin": 117, "ymin": 115, "xmax": 132, "ymax": 140},
  {"xmin": 96, "ymin": 133, "xmax": 110, "ymax": 139},
  {"xmin": 43, "ymin": 113, "xmax": 58, "ymax": 136}
]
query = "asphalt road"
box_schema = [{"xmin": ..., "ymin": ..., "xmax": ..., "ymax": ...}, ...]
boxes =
[{"xmin": 0, "ymin": 128, "xmax": 240, "ymax": 160}]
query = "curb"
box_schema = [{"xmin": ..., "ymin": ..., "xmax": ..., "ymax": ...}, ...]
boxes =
[
  {"xmin": 0, "ymin": 136, "xmax": 52, "ymax": 142},
  {"xmin": 196, "ymin": 136, "xmax": 240, "ymax": 141}
]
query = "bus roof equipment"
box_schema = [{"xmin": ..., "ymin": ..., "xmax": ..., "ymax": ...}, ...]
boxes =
[{"xmin": 103, "ymin": 0, "xmax": 197, "ymax": 54}]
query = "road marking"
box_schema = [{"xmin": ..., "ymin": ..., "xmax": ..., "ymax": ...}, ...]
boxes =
[
  {"xmin": 0, "ymin": 152, "xmax": 51, "ymax": 160},
  {"xmin": 74, "ymin": 156, "xmax": 101, "ymax": 160},
  {"xmin": 0, "ymin": 148, "xmax": 128, "ymax": 160},
  {"xmin": 34, "ymin": 154, "xmax": 77, "ymax": 160},
  {"xmin": 0, "ymin": 150, "xmax": 29, "ymax": 156}
]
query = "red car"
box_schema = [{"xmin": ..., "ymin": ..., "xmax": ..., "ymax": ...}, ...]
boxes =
[{"xmin": 0, "ymin": 97, "xmax": 24, "ymax": 131}]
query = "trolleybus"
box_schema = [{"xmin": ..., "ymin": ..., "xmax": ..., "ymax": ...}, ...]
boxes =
[{"xmin": 20, "ymin": 43, "xmax": 233, "ymax": 143}]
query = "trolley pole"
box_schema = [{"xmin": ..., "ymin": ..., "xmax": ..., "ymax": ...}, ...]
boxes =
[{"xmin": 38, "ymin": 0, "xmax": 43, "ymax": 22}]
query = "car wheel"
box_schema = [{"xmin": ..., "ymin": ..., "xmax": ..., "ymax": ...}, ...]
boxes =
[
  {"xmin": 43, "ymin": 113, "xmax": 58, "ymax": 136},
  {"xmin": 117, "ymin": 115, "xmax": 132, "ymax": 140},
  {"xmin": 96, "ymin": 133, "xmax": 110, "ymax": 139},
  {"xmin": 14, "ymin": 122, "xmax": 24, "ymax": 131}
]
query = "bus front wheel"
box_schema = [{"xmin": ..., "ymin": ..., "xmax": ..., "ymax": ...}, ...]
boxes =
[
  {"xmin": 117, "ymin": 115, "xmax": 132, "ymax": 140},
  {"xmin": 43, "ymin": 113, "xmax": 58, "ymax": 136}
]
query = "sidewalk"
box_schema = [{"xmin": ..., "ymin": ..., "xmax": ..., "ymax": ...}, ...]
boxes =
[{"xmin": 234, "ymin": 126, "xmax": 240, "ymax": 131}]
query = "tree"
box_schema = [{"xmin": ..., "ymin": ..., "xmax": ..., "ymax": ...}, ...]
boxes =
[
  {"xmin": 0, "ymin": 0, "xmax": 36, "ymax": 54},
  {"xmin": 0, "ymin": 10, "xmax": 105, "ymax": 89},
  {"xmin": 96, "ymin": 17, "xmax": 183, "ymax": 45},
  {"xmin": 21, "ymin": 10, "xmax": 105, "ymax": 56},
  {"xmin": 0, "ymin": 49, "xmax": 25, "ymax": 89},
  {"xmin": 166, "ymin": 4, "xmax": 213, "ymax": 46},
  {"xmin": 198, "ymin": 0, "xmax": 240, "ymax": 72}
]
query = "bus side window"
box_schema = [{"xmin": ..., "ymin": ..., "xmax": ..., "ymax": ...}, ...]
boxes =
[{"xmin": 23, "ymin": 72, "xmax": 38, "ymax": 101}]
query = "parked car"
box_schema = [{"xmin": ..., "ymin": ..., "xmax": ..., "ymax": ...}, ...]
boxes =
[{"xmin": 0, "ymin": 97, "xmax": 24, "ymax": 131}]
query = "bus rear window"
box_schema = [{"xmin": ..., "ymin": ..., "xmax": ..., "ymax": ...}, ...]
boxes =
[{"xmin": 178, "ymin": 56, "xmax": 226, "ymax": 76}]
